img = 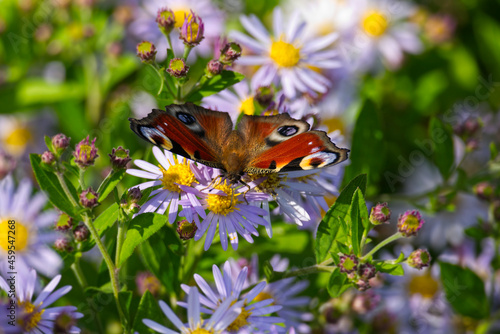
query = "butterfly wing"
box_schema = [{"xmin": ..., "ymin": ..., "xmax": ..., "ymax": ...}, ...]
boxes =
[
  {"xmin": 238, "ymin": 114, "xmax": 349, "ymax": 173},
  {"xmin": 129, "ymin": 103, "xmax": 233, "ymax": 169}
]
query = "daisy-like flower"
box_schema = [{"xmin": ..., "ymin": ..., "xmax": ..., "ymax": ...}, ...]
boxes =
[
  {"xmin": 0, "ymin": 176, "xmax": 61, "ymax": 277},
  {"xmin": 230, "ymin": 7, "xmax": 341, "ymax": 98},
  {"xmin": 143, "ymin": 286, "xmax": 242, "ymax": 334},
  {"xmin": 0, "ymin": 264, "xmax": 82, "ymax": 333},
  {"xmin": 179, "ymin": 165, "xmax": 272, "ymax": 251},
  {"xmin": 348, "ymin": 0, "xmax": 422, "ymax": 71},
  {"xmin": 180, "ymin": 261, "xmax": 283, "ymax": 333},
  {"xmin": 126, "ymin": 147, "xmax": 206, "ymax": 224}
]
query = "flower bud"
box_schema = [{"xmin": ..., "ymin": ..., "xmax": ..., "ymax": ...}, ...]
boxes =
[
  {"xmin": 255, "ymin": 86, "xmax": 274, "ymax": 107},
  {"xmin": 52, "ymin": 133, "xmax": 70, "ymax": 152},
  {"xmin": 156, "ymin": 7, "xmax": 175, "ymax": 35},
  {"xmin": 397, "ymin": 210, "xmax": 424, "ymax": 237},
  {"xmin": 473, "ymin": 182, "xmax": 494, "ymax": 201},
  {"xmin": 54, "ymin": 311, "xmax": 77, "ymax": 333},
  {"xmin": 129, "ymin": 203, "xmax": 141, "ymax": 214},
  {"xmin": 220, "ymin": 42, "xmax": 242, "ymax": 65},
  {"xmin": 73, "ymin": 136, "xmax": 98, "ymax": 168},
  {"xmin": 41, "ymin": 151, "xmax": 56, "ymax": 165},
  {"xmin": 74, "ymin": 224, "xmax": 90, "ymax": 242},
  {"xmin": 206, "ymin": 59, "xmax": 223, "ymax": 77},
  {"xmin": 358, "ymin": 263, "xmax": 377, "ymax": 280},
  {"xmin": 80, "ymin": 187, "xmax": 99, "ymax": 209},
  {"xmin": 54, "ymin": 238, "xmax": 73, "ymax": 252},
  {"xmin": 109, "ymin": 146, "xmax": 131, "ymax": 170},
  {"xmin": 355, "ymin": 279, "xmax": 371, "ymax": 291},
  {"xmin": 369, "ymin": 202, "xmax": 391, "ymax": 225},
  {"xmin": 55, "ymin": 213, "xmax": 73, "ymax": 231},
  {"xmin": 167, "ymin": 58, "xmax": 189, "ymax": 78},
  {"xmin": 136, "ymin": 41, "xmax": 157, "ymax": 63},
  {"xmin": 0, "ymin": 151, "xmax": 16, "ymax": 180},
  {"xmin": 407, "ymin": 249, "xmax": 431, "ymax": 270},
  {"xmin": 136, "ymin": 272, "xmax": 161, "ymax": 297},
  {"xmin": 128, "ymin": 187, "xmax": 142, "ymax": 203},
  {"xmin": 179, "ymin": 11, "xmax": 204, "ymax": 46},
  {"xmin": 176, "ymin": 219, "xmax": 197, "ymax": 240},
  {"xmin": 339, "ymin": 254, "xmax": 358, "ymax": 274}
]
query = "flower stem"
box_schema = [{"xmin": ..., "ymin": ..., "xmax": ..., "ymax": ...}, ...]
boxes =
[
  {"xmin": 79, "ymin": 169, "xmax": 86, "ymax": 190},
  {"xmin": 283, "ymin": 264, "xmax": 335, "ymax": 278},
  {"xmin": 166, "ymin": 35, "xmax": 173, "ymax": 54},
  {"xmin": 182, "ymin": 45, "xmax": 192, "ymax": 60},
  {"xmin": 115, "ymin": 221, "xmax": 126, "ymax": 267},
  {"xmin": 70, "ymin": 254, "xmax": 87, "ymax": 288},
  {"xmin": 362, "ymin": 232, "xmax": 403, "ymax": 260},
  {"xmin": 56, "ymin": 172, "xmax": 79, "ymax": 207}
]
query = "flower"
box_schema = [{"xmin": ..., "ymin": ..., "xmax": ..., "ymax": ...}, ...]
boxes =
[
  {"xmin": 0, "ymin": 264, "xmax": 82, "ymax": 333},
  {"xmin": 179, "ymin": 10, "xmax": 204, "ymax": 46},
  {"xmin": 202, "ymin": 80, "xmax": 256, "ymax": 122},
  {"xmin": 397, "ymin": 210, "xmax": 424, "ymax": 237},
  {"xmin": 136, "ymin": 40, "xmax": 157, "ymax": 63},
  {"xmin": 167, "ymin": 58, "xmax": 190, "ymax": 78},
  {"xmin": 156, "ymin": 7, "xmax": 175, "ymax": 35},
  {"xmin": 180, "ymin": 261, "xmax": 283, "ymax": 332},
  {"xmin": 126, "ymin": 147, "xmax": 204, "ymax": 224},
  {"xmin": 176, "ymin": 219, "xmax": 197, "ymax": 240},
  {"xmin": 0, "ymin": 176, "xmax": 61, "ymax": 277},
  {"xmin": 109, "ymin": 146, "xmax": 131, "ymax": 170},
  {"xmin": 231, "ymin": 7, "xmax": 341, "ymax": 98},
  {"xmin": 408, "ymin": 249, "xmax": 431, "ymax": 270},
  {"xmin": 369, "ymin": 202, "xmax": 391, "ymax": 225},
  {"xmin": 143, "ymin": 286, "xmax": 242, "ymax": 334},
  {"xmin": 73, "ymin": 136, "xmax": 98, "ymax": 168},
  {"xmin": 79, "ymin": 187, "xmax": 99, "ymax": 209}
]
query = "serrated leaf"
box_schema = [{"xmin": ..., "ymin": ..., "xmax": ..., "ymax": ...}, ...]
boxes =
[
  {"xmin": 429, "ymin": 117, "xmax": 454, "ymax": 180},
  {"xmin": 440, "ymin": 262, "xmax": 489, "ymax": 319},
  {"xmin": 327, "ymin": 268, "xmax": 352, "ymax": 298},
  {"xmin": 30, "ymin": 154, "xmax": 80, "ymax": 219},
  {"xmin": 185, "ymin": 70, "xmax": 245, "ymax": 102},
  {"xmin": 315, "ymin": 174, "xmax": 367, "ymax": 263},
  {"xmin": 119, "ymin": 213, "xmax": 168, "ymax": 266},
  {"xmin": 97, "ymin": 169, "xmax": 126, "ymax": 202},
  {"xmin": 133, "ymin": 291, "xmax": 164, "ymax": 334}
]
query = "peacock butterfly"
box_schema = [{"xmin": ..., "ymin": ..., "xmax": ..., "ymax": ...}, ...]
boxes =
[{"xmin": 129, "ymin": 103, "xmax": 349, "ymax": 183}]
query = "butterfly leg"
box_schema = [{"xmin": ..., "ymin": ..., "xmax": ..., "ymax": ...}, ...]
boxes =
[
  {"xmin": 202, "ymin": 175, "xmax": 222, "ymax": 192},
  {"xmin": 238, "ymin": 180, "xmax": 252, "ymax": 205}
]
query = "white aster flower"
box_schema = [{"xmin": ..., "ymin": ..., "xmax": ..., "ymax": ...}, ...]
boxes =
[
  {"xmin": 202, "ymin": 80, "xmax": 255, "ymax": 123},
  {"xmin": 0, "ymin": 176, "xmax": 61, "ymax": 277},
  {"xmin": 143, "ymin": 286, "xmax": 242, "ymax": 334},
  {"xmin": 231, "ymin": 7, "xmax": 341, "ymax": 98},
  {"xmin": 180, "ymin": 261, "xmax": 283, "ymax": 333}
]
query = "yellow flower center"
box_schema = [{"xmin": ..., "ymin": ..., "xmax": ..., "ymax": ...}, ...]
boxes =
[
  {"xmin": 254, "ymin": 291, "xmax": 274, "ymax": 303},
  {"xmin": 18, "ymin": 301, "xmax": 45, "ymax": 331},
  {"xmin": 189, "ymin": 329, "xmax": 212, "ymax": 334},
  {"xmin": 184, "ymin": 22, "xmax": 199, "ymax": 42},
  {"xmin": 160, "ymin": 159, "xmax": 196, "ymax": 193},
  {"xmin": 173, "ymin": 9, "xmax": 191, "ymax": 28},
  {"xmin": 4, "ymin": 126, "xmax": 32, "ymax": 155},
  {"xmin": 226, "ymin": 307, "xmax": 252, "ymax": 331},
  {"xmin": 77, "ymin": 144, "xmax": 92, "ymax": 161},
  {"xmin": 407, "ymin": 273, "xmax": 439, "ymax": 299},
  {"xmin": 362, "ymin": 11, "xmax": 389, "ymax": 37},
  {"xmin": 323, "ymin": 116, "xmax": 345, "ymax": 134},
  {"xmin": 246, "ymin": 173, "xmax": 286, "ymax": 194},
  {"xmin": 0, "ymin": 219, "xmax": 30, "ymax": 252},
  {"xmin": 239, "ymin": 97, "xmax": 255, "ymax": 116},
  {"xmin": 402, "ymin": 214, "xmax": 420, "ymax": 232},
  {"xmin": 270, "ymin": 40, "xmax": 301, "ymax": 67},
  {"xmin": 206, "ymin": 181, "xmax": 240, "ymax": 215}
]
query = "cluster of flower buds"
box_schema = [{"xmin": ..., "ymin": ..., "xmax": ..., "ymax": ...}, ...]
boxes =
[
  {"xmin": 338, "ymin": 254, "xmax": 377, "ymax": 291},
  {"xmin": 204, "ymin": 42, "xmax": 242, "ymax": 78},
  {"xmin": 53, "ymin": 212, "xmax": 90, "ymax": 252},
  {"xmin": 120, "ymin": 187, "xmax": 142, "ymax": 215},
  {"xmin": 453, "ymin": 116, "xmax": 482, "ymax": 151},
  {"xmin": 41, "ymin": 133, "xmax": 71, "ymax": 168}
]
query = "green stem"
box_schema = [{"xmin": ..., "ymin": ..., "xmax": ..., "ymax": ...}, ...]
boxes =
[
  {"xmin": 79, "ymin": 169, "xmax": 86, "ymax": 190},
  {"xmin": 360, "ymin": 226, "xmax": 371, "ymax": 252},
  {"xmin": 147, "ymin": 63, "xmax": 166, "ymax": 96},
  {"xmin": 166, "ymin": 34, "xmax": 174, "ymax": 54},
  {"xmin": 56, "ymin": 172, "xmax": 79, "ymax": 207},
  {"xmin": 319, "ymin": 258, "xmax": 334, "ymax": 266},
  {"xmin": 182, "ymin": 45, "xmax": 192, "ymax": 60},
  {"xmin": 362, "ymin": 232, "xmax": 403, "ymax": 260},
  {"xmin": 70, "ymin": 255, "xmax": 87, "ymax": 288},
  {"xmin": 283, "ymin": 264, "xmax": 335, "ymax": 278},
  {"xmin": 83, "ymin": 213, "xmax": 128, "ymax": 330},
  {"xmin": 115, "ymin": 221, "xmax": 126, "ymax": 267}
]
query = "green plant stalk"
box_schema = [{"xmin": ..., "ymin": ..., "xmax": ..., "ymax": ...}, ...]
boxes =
[
  {"xmin": 359, "ymin": 226, "xmax": 372, "ymax": 252},
  {"xmin": 79, "ymin": 169, "xmax": 86, "ymax": 190},
  {"xmin": 115, "ymin": 220, "xmax": 126, "ymax": 267},
  {"xmin": 182, "ymin": 45, "xmax": 192, "ymax": 60},
  {"xmin": 283, "ymin": 264, "xmax": 336, "ymax": 278},
  {"xmin": 70, "ymin": 249, "xmax": 88, "ymax": 288},
  {"xmin": 362, "ymin": 232, "xmax": 403, "ymax": 260},
  {"xmin": 56, "ymin": 172, "xmax": 79, "ymax": 207}
]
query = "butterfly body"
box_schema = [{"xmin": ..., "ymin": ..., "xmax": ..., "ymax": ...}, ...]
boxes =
[{"xmin": 129, "ymin": 103, "xmax": 349, "ymax": 183}]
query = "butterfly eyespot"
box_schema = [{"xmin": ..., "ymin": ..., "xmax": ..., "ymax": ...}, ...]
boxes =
[
  {"xmin": 277, "ymin": 125, "xmax": 298, "ymax": 137},
  {"xmin": 177, "ymin": 112, "xmax": 196, "ymax": 125}
]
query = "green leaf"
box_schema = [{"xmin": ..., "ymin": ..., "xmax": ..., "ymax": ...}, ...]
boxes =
[
  {"xmin": 464, "ymin": 226, "xmax": 488, "ymax": 241},
  {"xmin": 439, "ymin": 262, "xmax": 489, "ymax": 319},
  {"xmin": 374, "ymin": 262, "xmax": 404, "ymax": 276},
  {"xmin": 429, "ymin": 117, "xmax": 454, "ymax": 180},
  {"xmin": 119, "ymin": 213, "xmax": 168, "ymax": 266},
  {"xmin": 343, "ymin": 100, "xmax": 385, "ymax": 191},
  {"xmin": 118, "ymin": 291, "xmax": 133, "ymax": 321},
  {"xmin": 327, "ymin": 268, "xmax": 352, "ymax": 298},
  {"xmin": 348, "ymin": 188, "xmax": 367, "ymax": 256},
  {"xmin": 44, "ymin": 136, "xmax": 53, "ymax": 152},
  {"xmin": 17, "ymin": 79, "xmax": 85, "ymax": 106},
  {"xmin": 133, "ymin": 291, "xmax": 164, "ymax": 334},
  {"xmin": 97, "ymin": 169, "xmax": 126, "ymax": 202},
  {"xmin": 395, "ymin": 252, "xmax": 405, "ymax": 264},
  {"xmin": 315, "ymin": 174, "xmax": 367, "ymax": 263},
  {"xmin": 185, "ymin": 70, "xmax": 245, "ymax": 102},
  {"xmin": 30, "ymin": 154, "xmax": 80, "ymax": 219}
]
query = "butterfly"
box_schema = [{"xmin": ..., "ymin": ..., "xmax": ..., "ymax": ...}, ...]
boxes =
[{"xmin": 129, "ymin": 103, "xmax": 349, "ymax": 184}]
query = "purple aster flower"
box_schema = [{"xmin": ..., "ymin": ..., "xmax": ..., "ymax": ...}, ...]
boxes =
[
  {"xmin": 180, "ymin": 261, "xmax": 283, "ymax": 332},
  {"xmin": 230, "ymin": 7, "xmax": 341, "ymax": 98},
  {"xmin": 126, "ymin": 147, "xmax": 206, "ymax": 224}
]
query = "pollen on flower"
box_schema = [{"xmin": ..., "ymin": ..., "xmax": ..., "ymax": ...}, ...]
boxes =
[
  {"xmin": 160, "ymin": 159, "xmax": 196, "ymax": 192},
  {"xmin": 246, "ymin": 172, "xmax": 286, "ymax": 195},
  {"xmin": 239, "ymin": 97, "xmax": 255, "ymax": 115},
  {"xmin": 0, "ymin": 219, "xmax": 29, "ymax": 251},
  {"xmin": 226, "ymin": 307, "xmax": 251, "ymax": 331},
  {"xmin": 362, "ymin": 11, "xmax": 389, "ymax": 37},
  {"xmin": 270, "ymin": 39, "xmax": 301, "ymax": 67},
  {"xmin": 17, "ymin": 301, "xmax": 45, "ymax": 331},
  {"xmin": 407, "ymin": 273, "xmax": 439, "ymax": 299},
  {"xmin": 206, "ymin": 180, "xmax": 240, "ymax": 215}
]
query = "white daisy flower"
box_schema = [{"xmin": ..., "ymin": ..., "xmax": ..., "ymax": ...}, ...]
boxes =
[
  {"xmin": 0, "ymin": 176, "xmax": 61, "ymax": 277},
  {"xmin": 230, "ymin": 7, "xmax": 341, "ymax": 98},
  {"xmin": 126, "ymin": 146, "xmax": 206, "ymax": 224},
  {"xmin": 143, "ymin": 286, "xmax": 243, "ymax": 334},
  {"xmin": 202, "ymin": 80, "xmax": 255, "ymax": 123},
  {"xmin": 0, "ymin": 264, "xmax": 83, "ymax": 333},
  {"xmin": 180, "ymin": 261, "xmax": 283, "ymax": 333}
]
